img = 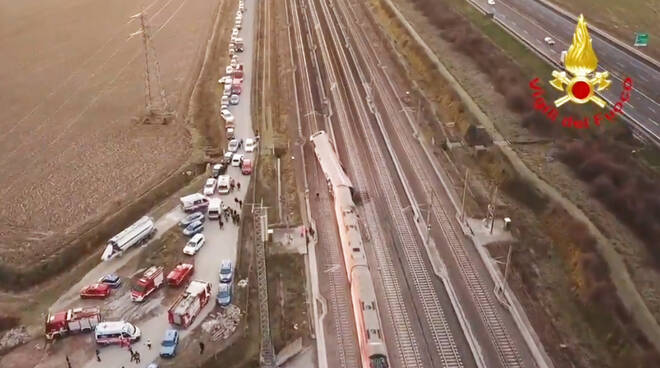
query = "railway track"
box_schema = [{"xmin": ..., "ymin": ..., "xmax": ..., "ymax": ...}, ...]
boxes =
[
  {"xmin": 326, "ymin": 0, "xmax": 528, "ymax": 366},
  {"xmin": 301, "ymin": 0, "xmax": 473, "ymax": 365},
  {"xmin": 286, "ymin": 0, "xmax": 360, "ymax": 366}
]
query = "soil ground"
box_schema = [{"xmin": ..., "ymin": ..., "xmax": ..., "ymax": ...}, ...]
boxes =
[
  {"xmin": 548, "ymin": 0, "xmax": 660, "ymax": 60},
  {"xmin": 0, "ymin": 0, "xmax": 219, "ymax": 270}
]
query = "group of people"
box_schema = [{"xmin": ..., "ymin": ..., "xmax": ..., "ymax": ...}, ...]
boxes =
[{"xmin": 218, "ymin": 204, "xmax": 241, "ymax": 228}]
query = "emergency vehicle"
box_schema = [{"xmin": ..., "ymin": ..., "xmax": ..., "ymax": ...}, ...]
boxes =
[
  {"xmin": 45, "ymin": 307, "xmax": 101, "ymax": 340},
  {"xmin": 167, "ymin": 280, "xmax": 211, "ymax": 328},
  {"xmin": 131, "ymin": 266, "xmax": 164, "ymax": 302}
]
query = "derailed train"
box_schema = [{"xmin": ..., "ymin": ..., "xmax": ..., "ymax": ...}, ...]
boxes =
[{"xmin": 311, "ymin": 130, "xmax": 389, "ymax": 368}]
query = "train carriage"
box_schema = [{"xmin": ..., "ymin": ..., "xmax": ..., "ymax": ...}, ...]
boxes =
[{"xmin": 311, "ymin": 130, "xmax": 389, "ymax": 368}]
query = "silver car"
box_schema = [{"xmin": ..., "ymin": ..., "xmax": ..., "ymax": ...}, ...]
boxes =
[{"xmin": 230, "ymin": 94, "xmax": 240, "ymax": 105}]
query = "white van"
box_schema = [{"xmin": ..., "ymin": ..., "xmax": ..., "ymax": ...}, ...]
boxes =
[
  {"xmin": 208, "ymin": 198, "xmax": 223, "ymax": 219},
  {"xmin": 95, "ymin": 321, "xmax": 141, "ymax": 345},
  {"xmin": 180, "ymin": 193, "xmax": 209, "ymax": 212},
  {"xmin": 217, "ymin": 175, "xmax": 231, "ymax": 194}
]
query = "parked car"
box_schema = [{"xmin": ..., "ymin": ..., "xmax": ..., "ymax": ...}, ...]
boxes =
[
  {"xmin": 146, "ymin": 364, "xmax": 159, "ymax": 368},
  {"xmin": 231, "ymin": 153, "xmax": 243, "ymax": 167},
  {"xmin": 179, "ymin": 212, "xmax": 205, "ymax": 228},
  {"xmin": 220, "ymin": 109, "xmax": 235, "ymax": 123},
  {"xmin": 222, "ymin": 151, "xmax": 233, "ymax": 165},
  {"xmin": 183, "ymin": 220, "xmax": 204, "ymax": 237},
  {"xmin": 225, "ymin": 65, "xmax": 233, "ymax": 74},
  {"xmin": 219, "ymin": 260, "xmax": 233, "ymax": 283},
  {"xmin": 183, "ymin": 234, "xmax": 206, "ymax": 255},
  {"xmin": 231, "ymin": 84, "xmax": 242, "ymax": 95},
  {"xmin": 228, "ymin": 139, "xmax": 239, "ymax": 152},
  {"xmin": 241, "ymin": 158, "xmax": 253, "ymax": 175},
  {"xmin": 160, "ymin": 329, "xmax": 179, "ymax": 358},
  {"xmin": 99, "ymin": 274, "xmax": 122, "ymax": 288},
  {"xmin": 245, "ymin": 138, "xmax": 257, "ymax": 152},
  {"xmin": 80, "ymin": 283, "xmax": 111, "ymax": 299},
  {"xmin": 230, "ymin": 94, "xmax": 240, "ymax": 105},
  {"xmin": 218, "ymin": 75, "xmax": 232, "ymax": 84},
  {"xmin": 203, "ymin": 178, "xmax": 217, "ymax": 196},
  {"xmin": 544, "ymin": 37, "xmax": 555, "ymax": 46},
  {"xmin": 216, "ymin": 282, "xmax": 232, "ymax": 306},
  {"xmin": 487, "ymin": 0, "xmax": 495, "ymax": 4},
  {"xmin": 212, "ymin": 163, "xmax": 227, "ymax": 177}
]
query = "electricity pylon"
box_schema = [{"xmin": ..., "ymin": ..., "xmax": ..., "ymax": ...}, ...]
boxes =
[{"xmin": 130, "ymin": 12, "xmax": 174, "ymax": 124}]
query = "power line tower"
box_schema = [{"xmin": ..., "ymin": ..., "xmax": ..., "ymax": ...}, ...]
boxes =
[{"xmin": 130, "ymin": 12, "xmax": 174, "ymax": 124}]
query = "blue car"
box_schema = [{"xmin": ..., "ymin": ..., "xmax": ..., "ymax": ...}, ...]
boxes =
[
  {"xmin": 160, "ymin": 329, "xmax": 179, "ymax": 358},
  {"xmin": 216, "ymin": 283, "xmax": 232, "ymax": 306},
  {"xmin": 182, "ymin": 220, "xmax": 204, "ymax": 237},
  {"xmin": 98, "ymin": 274, "xmax": 122, "ymax": 288}
]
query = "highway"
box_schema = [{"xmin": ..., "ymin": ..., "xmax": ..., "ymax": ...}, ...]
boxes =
[
  {"xmin": 471, "ymin": 0, "xmax": 660, "ymax": 142},
  {"xmin": 286, "ymin": 0, "xmax": 545, "ymax": 366}
]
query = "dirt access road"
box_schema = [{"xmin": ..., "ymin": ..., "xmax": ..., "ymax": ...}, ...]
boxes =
[{"xmin": 0, "ymin": 0, "xmax": 218, "ymax": 268}]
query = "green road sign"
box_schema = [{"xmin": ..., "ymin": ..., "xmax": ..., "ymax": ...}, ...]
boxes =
[{"xmin": 634, "ymin": 32, "xmax": 649, "ymax": 47}]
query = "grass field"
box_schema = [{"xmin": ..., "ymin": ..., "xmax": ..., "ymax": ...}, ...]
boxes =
[{"xmin": 548, "ymin": 0, "xmax": 660, "ymax": 59}]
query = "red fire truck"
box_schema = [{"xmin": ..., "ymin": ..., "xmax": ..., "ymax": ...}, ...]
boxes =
[
  {"xmin": 167, "ymin": 280, "xmax": 211, "ymax": 328},
  {"xmin": 166, "ymin": 263, "xmax": 194, "ymax": 287},
  {"xmin": 45, "ymin": 307, "xmax": 101, "ymax": 340},
  {"xmin": 131, "ymin": 266, "xmax": 164, "ymax": 302}
]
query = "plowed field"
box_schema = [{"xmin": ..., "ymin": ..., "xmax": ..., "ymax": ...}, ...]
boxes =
[{"xmin": 0, "ymin": 0, "xmax": 219, "ymax": 267}]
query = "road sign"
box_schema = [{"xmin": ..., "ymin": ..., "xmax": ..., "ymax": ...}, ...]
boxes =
[{"xmin": 634, "ymin": 32, "xmax": 649, "ymax": 47}]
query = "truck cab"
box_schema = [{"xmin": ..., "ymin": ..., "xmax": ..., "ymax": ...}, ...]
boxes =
[
  {"xmin": 131, "ymin": 266, "xmax": 164, "ymax": 302},
  {"xmin": 167, "ymin": 263, "xmax": 194, "ymax": 287}
]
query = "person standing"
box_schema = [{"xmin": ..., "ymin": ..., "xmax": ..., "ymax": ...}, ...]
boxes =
[
  {"xmin": 146, "ymin": 338, "xmax": 151, "ymax": 350},
  {"xmin": 66, "ymin": 355, "xmax": 72, "ymax": 368},
  {"xmin": 199, "ymin": 341, "xmax": 205, "ymax": 355},
  {"xmin": 237, "ymin": 182, "xmax": 241, "ymax": 190},
  {"xmin": 95, "ymin": 348, "xmax": 101, "ymax": 362}
]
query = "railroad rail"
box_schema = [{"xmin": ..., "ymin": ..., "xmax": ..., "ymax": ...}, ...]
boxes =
[
  {"xmin": 287, "ymin": 0, "xmax": 360, "ymax": 366},
  {"xmin": 304, "ymin": 0, "xmax": 470, "ymax": 365},
  {"xmin": 333, "ymin": 0, "xmax": 527, "ymax": 365}
]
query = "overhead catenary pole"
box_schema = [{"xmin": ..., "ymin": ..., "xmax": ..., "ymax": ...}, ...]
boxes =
[{"xmin": 461, "ymin": 169, "xmax": 469, "ymax": 222}]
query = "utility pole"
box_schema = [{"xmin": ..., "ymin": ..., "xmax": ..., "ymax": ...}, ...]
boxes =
[
  {"xmin": 460, "ymin": 169, "xmax": 469, "ymax": 222},
  {"xmin": 425, "ymin": 188, "xmax": 436, "ymax": 245},
  {"xmin": 502, "ymin": 243, "xmax": 512, "ymax": 291},
  {"xmin": 131, "ymin": 12, "xmax": 174, "ymax": 124}
]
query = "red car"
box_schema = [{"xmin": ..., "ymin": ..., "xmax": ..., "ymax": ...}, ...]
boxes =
[
  {"xmin": 231, "ymin": 83, "xmax": 242, "ymax": 95},
  {"xmin": 241, "ymin": 158, "xmax": 253, "ymax": 175},
  {"xmin": 80, "ymin": 283, "xmax": 111, "ymax": 299}
]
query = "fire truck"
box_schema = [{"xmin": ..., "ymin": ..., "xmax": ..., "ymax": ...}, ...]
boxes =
[
  {"xmin": 45, "ymin": 307, "xmax": 101, "ymax": 340},
  {"xmin": 168, "ymin": 280, "xmax": 211, "ymax": 328},
  {"xmin": 166, "ymin": 263, "xmax": 194, "ymax": 287},
  {"xmin": 131, "ymin": 266, "xmax": 164, "ymax": 302}
]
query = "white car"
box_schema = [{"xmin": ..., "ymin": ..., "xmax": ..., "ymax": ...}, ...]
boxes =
[
  {"xmin": 221, "ymin": 95, "xmax": 229, "ymax": 106},
  {"xmin": 232, "ymin": 28, "xmax": 239, "ymax": 38},
  {"xmin": 220, "ymin": 109, "xmax": 235, "ymax": 123},
  {"xmin": 226, "ymin": 65, "xmax": 233, "ymax": 75},
  {"xmin": 245, "ymin": 138, "xmax": 257, "ymax": 152},
  {"xmin": 219, "ymin": 75, "xmax": 232, "ymax": 84},
  {"xmin": 230, "ymin": 94, "xmax": 240, "ymax": 105},
  {"xmin": 223, "ymin": 83, "xmax": 232, "ymax": 96},
  {"xmin": 228, "ymin": 139, "xmax": 239, "ymax": 152},
  {"xmin": 544, "ymin": 37, "xmax": 555, "ymax": 46},
  {"xmin": 203, "ymin": 178, "xmax": 217, "ymax": 196},
  {"xmin": 183, "ymin": 234, "xmax": 205, "ymax": 255},
  {"xmin": 231, "ymin": 153, "xmax": 244, "ymax": 167},
  {"xmin": 487, "ymin": 0, "xmax": 495, "ymax": 5},
  {"xmin": 230, "ymin": 57, "xmax": 238, "ymax": 69}
]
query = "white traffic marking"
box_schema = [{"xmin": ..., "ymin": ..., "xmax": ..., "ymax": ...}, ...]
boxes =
[
  {"xmin": 628, "ymin": 104, "xmax": 635, "ymax": 109},
  {"xmin": 649, "ymin": 107, "xmax": 657, "ymax": 114},
  {"xmin": 652, "ymin": 119, "xmax": 659, "ymax": 127},
  {"xmin": 523, "ymin": 29, "xmax": 528, "ymax": 35}
]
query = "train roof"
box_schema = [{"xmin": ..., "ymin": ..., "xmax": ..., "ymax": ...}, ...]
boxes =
[{"xmin": 310, "ymin": 131, "xmax": 353, "ymax": 189}]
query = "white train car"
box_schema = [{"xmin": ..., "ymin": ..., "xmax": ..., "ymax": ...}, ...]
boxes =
[
  {"xmin": 311, "ymin": 130, "xmax": 389, "ymax": 368},
  {"xmin": 310, "ymin": 130, "xmax": 353, "ymax": 195}
]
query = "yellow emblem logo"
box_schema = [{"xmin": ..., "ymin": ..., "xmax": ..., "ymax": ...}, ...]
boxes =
[{"xmin": 550, "ymin": 15, "xmax": 611, "ymax": 108}]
